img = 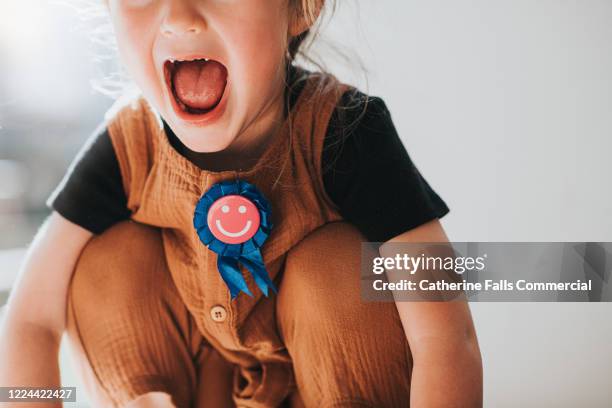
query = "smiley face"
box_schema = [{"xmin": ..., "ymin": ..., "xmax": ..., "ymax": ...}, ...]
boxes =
[{"xmin": 207, "ymin": 195, "xmax": 261, "ymax": 244}]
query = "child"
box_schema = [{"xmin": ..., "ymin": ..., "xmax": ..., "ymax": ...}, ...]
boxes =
[{"xmin": 0, "ymin": 0, "xmax": 482, "ymax": 407}]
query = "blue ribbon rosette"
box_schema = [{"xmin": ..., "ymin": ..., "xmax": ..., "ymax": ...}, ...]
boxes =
[{"xmin": 193, "ymin": 180, "xmax": 277, "ymax": 299}]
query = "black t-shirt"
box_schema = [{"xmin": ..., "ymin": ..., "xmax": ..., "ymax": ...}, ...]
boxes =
[{"xmin": 47, "ymin": 75, "xmax": 449, "ymax": 242}]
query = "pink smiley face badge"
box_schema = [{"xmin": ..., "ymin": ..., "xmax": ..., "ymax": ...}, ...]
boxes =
[{"xmin": 207, "ymin": 195, "xmax": 261, "ymax": 244}]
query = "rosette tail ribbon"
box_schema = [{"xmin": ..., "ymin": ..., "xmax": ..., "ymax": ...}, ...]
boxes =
[
  {"xmin": 217, "ymin": 251, "xmax": 278, "ymax": 299},
  {"xmin": 193, "ymin": 180, "xmax": 278, "ymax": 300}
]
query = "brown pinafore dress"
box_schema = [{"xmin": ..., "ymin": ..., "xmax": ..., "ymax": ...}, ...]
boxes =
[{"xmin": 105, "ymin": 72, "xmax": 349, "ymax": 406}]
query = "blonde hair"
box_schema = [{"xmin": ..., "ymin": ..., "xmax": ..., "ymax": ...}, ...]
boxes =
[
  {"xmin": 278, "ymin": 0, "xmax": 370, "ymax": 189},
  {"xmin": 287, "ymin": 0, "xmax": 334, "ymax": 62},
  {"xmin": 297, "ymin": 0, "xmax": 321, "ymax": 27}
]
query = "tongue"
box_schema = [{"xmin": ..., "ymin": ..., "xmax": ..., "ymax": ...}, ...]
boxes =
[{"xmin": 172, "ymin": 59, "xmax": 227, "ymax": 111}]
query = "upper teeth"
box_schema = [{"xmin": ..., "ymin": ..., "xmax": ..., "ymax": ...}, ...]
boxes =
[{"xmin": 169, "ymin": 58, "xmax": 210, "ymax": 63}]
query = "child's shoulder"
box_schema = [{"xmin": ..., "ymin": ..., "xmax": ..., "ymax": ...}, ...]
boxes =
[
  {"xmin": 103, "ymin": 90, "xmax": 157, "ymax": 131},
  {"xmin": 101, "ymin": 90, "xmax": 163, "ymax": 167},
  {"xmin": 324, "ymin": 83, "xmax": 397, "ymax": 157},
  {"xmin": 288, "ymin": 64, "xmax": 394, "ymax": 134},
  {"xmin": 333, "ymin": 87, "xmax": 392, "ymax": 130},
  {"xmin": 319, "ymin": 79, "xmax": 451, "ymax": 242}
]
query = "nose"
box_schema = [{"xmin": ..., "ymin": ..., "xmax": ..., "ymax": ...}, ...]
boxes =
[{"xmin": 160, "ymin": 0, "xmax": 206, "ymax": 37}]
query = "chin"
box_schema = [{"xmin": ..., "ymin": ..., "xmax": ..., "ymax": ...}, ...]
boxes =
[{"xmin": 178, "ymin": 127, "xmax": 236, "ymax": 153}]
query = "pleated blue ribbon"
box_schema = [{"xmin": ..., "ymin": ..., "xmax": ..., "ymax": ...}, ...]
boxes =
[{"xmin": 193, "ymin": 180, "xmax": 277, "ymax": 299}]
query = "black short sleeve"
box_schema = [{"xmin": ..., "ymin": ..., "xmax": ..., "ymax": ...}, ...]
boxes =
[
  {"xmin": 46, "ymin": 124, "xmax": 130, "ymax": 234},
  {"xmin": 322, "ymin": 93, "xmax": 450, "ymax": 242}
]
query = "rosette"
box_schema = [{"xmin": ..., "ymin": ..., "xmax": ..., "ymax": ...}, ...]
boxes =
[{"xmin": 193, "ymin": 180, "xmax": 277, "ymax": 299}]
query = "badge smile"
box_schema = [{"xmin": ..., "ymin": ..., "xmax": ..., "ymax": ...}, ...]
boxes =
[{"xmin": 215, "ymin": 220, "xmax": 252, "ymax": 238}]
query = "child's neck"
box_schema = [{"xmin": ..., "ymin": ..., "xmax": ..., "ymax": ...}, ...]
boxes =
[{"xmin": 214, "ymin": 89, "xmax": 286, "ymax": 172}]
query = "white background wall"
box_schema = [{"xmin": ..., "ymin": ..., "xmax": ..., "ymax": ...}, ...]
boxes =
[
  {"xmin": 314, "ymin": 1, "xmax": 612, "ymax": 406},
  {"xmin": 1, "ymin": 0, "xmax": 611, "ymax": 406}
]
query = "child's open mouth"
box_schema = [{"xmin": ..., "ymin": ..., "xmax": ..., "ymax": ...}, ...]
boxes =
[{"xmin": 164, "ymin": 58, "xmax": 228, "ymax": 116}]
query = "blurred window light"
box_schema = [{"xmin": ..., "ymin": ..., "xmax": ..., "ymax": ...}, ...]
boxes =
[
  {"xmin": 0, "ymin": 0, "xmax": 110, "ymax": 119},
  {"xmin": 0, "ymin": 0, "xmax": 48, "ymax": 56},
  {"xmin": 0, "ymin": 160, "xmax": 27, "ymax": 201}
]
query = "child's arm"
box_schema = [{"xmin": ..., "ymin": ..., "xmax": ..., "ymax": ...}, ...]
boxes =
[
  {"xmin": 383, "ymin": 219, "xmax": 483, "ymax": 408},
  {"xmin": 0, "ymin": 212, "xmax": 92, "ymax": 404},
  {"xmin": 323, "ymin": 92, "xmax": 480, "ymax": 405}
]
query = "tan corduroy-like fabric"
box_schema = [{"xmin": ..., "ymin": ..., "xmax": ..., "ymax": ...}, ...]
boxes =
[{"xmin": 65, "ymin": 72, "xmax": 413, "ymax": 408}]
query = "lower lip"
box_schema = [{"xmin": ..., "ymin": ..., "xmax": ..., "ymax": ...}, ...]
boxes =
[{"xmin": 164, "ymin": 66, "xmax": 230, "ymax": 126}]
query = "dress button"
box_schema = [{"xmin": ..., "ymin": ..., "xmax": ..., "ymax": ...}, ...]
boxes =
[{"xmin": 210, "ymin": 305, "xmax": 228, "ymax": 322}]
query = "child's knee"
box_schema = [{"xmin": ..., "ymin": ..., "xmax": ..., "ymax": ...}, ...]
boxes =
[
  {"xmin": 278, "ymin": 222, "xmax": 365, "ymax": 324},
  {"xmin": 65, "ymin": 221, "xmax": 196, "ymax": 408},
  {"xmin": 286, "ymin": 221, "xmax": 363, "ymax": 286},
  {"xmin": 277, "ymin": 222, "xmax": 412, "ymax": 407},
  {"xmin": 70, "ymin": 220, "xmax": 168, "ymax": 306}
]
